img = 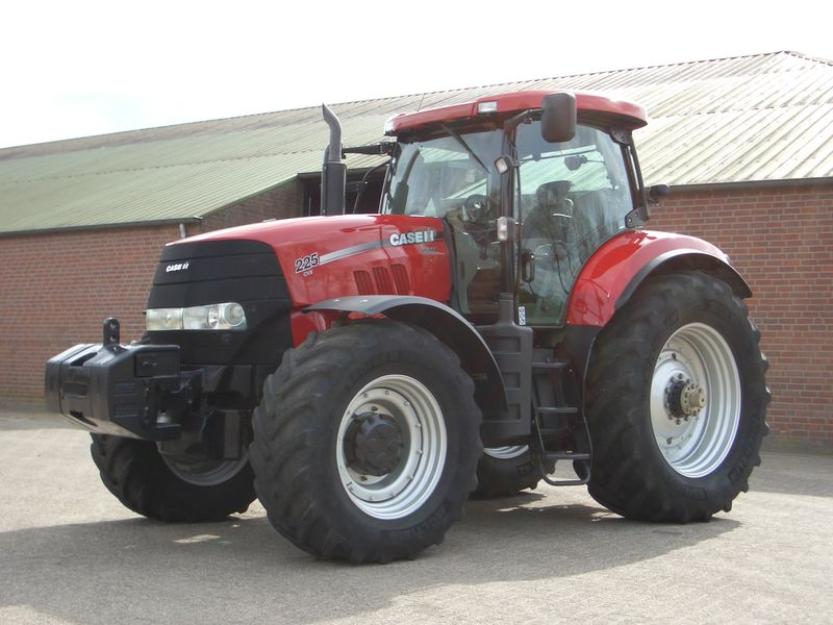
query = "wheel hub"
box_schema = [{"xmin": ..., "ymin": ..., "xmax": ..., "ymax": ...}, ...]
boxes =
[
  {"xmin": 665, "ymin": 376, "xmax": 706, "ymax": 419},
  {"xmin": 344, "ymin": 412, "xmax": 404, "ymax": 476}
]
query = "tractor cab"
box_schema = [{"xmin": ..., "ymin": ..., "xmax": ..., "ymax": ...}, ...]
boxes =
[{"xmin": 378, "ymin": 91, "xmax": 648, "ymax": 326}]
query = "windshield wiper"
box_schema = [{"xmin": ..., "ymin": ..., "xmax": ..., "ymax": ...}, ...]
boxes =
[
  {"xmin": 385, "ymin": 148, "xmax": 420, "ymax": 212},
  {"xmin": 440, "ymin": 124, "xmax": 489, "ymax": 174}
]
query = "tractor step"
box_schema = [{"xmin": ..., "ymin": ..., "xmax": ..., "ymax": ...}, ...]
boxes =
[
  {"xmin": 536, "ymin": 406, "xmax": 578, "ymax": 416},
  {"xmin": 532, "ymin": 361, "xmax": 568, "ymax": 370},
  {"xmin": 530, "ymin": 351, "xmax": 592, "ymax": 487},
  {"xmin": 542, "ymin": 452, "xmax": 590, "ymax": 461},
  {"xmin": 531, "ymin": 416, "xmax": 592, "ymax": 484},
  {"xmin": 539, "ymin": 474, "xmax": 590, "ymax": 487},
  {"xmin": 535, "ymin": 450, "xmax": 591, "ymax": 486}
]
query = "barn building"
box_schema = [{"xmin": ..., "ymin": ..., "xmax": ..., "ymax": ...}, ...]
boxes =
[{"xmin": 1, "ymin": 51, "xmax": 830, "ymax": 448}]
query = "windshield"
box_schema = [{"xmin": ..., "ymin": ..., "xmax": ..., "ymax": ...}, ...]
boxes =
[{"xmin": 381, "ymin": 128, "xmax": 503, "ymax": 218}]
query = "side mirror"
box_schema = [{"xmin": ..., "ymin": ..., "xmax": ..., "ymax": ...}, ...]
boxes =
[
  {"xmin": 541, "ymin": 93, "xmax": 577, "ymax": 143},
  {"xmin": 648, "ymin": 184, "xmax": 671, "ymax": 203}
]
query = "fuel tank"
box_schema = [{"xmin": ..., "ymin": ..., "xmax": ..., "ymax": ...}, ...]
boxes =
[{"xmin": 173, "ymin": 214, "xmax": 453, "ymax": 307}]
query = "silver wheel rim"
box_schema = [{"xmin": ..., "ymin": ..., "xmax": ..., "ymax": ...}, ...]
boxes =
[
  {"xmin": 484, "ymin": 445, "xmax": 528, "ymax": 460},
  {"xmin": 336, "ymin": 374, "xmax": 447, "ymax": 520},
  {"xmin": 161, "ymin": 450, "xmax": 249, "ymax": 487},
  {"xmin": 650, "ymin": 322, "xmax": 741, "ymax": 478}
]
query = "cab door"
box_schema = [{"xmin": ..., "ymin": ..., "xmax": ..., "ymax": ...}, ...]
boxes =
[{"xmin": 515, "ymin": 122, "xmax": 636, "ymax": 326}]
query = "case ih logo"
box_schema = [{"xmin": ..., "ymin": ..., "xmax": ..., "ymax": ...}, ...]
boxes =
[
  {"xmin": 389, "ymin": 230, "xmax": 438, "ymax": 247},
  {"xmin": 165, "ymin": 261, "xmax": 190, "ymax": 273}
]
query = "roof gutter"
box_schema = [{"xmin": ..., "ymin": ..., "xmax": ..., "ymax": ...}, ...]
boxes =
[
  {"xmin": 0, "ymin": 217, "xmax": 202, "ymax": 239},
  {"xmin": 668, "ymin": 176, "xmax": 833, "ymax": 193}
]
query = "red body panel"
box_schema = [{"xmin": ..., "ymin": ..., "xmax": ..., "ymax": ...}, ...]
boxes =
[
  {"xmin": 174, "ymin": 214, "xmax": 453, "ymax": 308},
  {"xmin": 387, "ymin": 90, "xmax": 647, "ymax": 135},
  {"xmin": 176, "ymin": 221, "xmax": 728, "ymax": 333},
  {"xmin": 565, "ymin": 230, "xmax": 730, "ymax": 327}
]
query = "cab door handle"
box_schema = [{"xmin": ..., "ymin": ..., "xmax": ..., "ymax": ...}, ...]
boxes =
[{"xmin": 521, "ymin": 250, "xmax": 535, "ymax": 283}]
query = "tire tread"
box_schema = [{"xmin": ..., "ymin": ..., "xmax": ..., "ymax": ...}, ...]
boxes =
[
  {"xmin": 250, "ymin": 320, "xmax": 482, "ymax": 563},
  {"xmin": 586, "ymin": 271, "xmax": 769, "ymax": 522}
]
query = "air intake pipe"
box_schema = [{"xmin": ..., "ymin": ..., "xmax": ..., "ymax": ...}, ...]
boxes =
[{"xmin": 321, "ymin": 104, "xmax": 346, "ymax": 216}]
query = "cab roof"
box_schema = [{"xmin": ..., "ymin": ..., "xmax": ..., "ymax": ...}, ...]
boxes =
[{"xmin": 385, "ymin": 90, "xmax": 648, "ymax": 136}]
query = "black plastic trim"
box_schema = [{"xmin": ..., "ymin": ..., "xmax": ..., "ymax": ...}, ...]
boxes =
[
  {"xmin": 45, "ymin": 342, "xmax": 194, "ymax": 440},
  {"xmin": 307, "ymin": 295, "xmax": 510, "ymax": 422},
  {"xmin": 160, "ymin": 239, "xmax": 279, "ymax": 261},
  {"xmin": 617, "ymin": 250, "xmax": 753, "ymax": 308}
]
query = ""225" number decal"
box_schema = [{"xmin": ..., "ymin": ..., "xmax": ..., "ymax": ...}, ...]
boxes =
[{"xmin": 294, "ymin": 252, "xmax": 320, "ymax": 274}]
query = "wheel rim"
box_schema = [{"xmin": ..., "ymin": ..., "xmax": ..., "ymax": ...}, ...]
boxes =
[
  {"xmin": 650, "ymin": 322, "xmax": 741, "ymax": 478},
  {"xmin": 161, "ymin": 451, "xmax": 249, "ymax": 487},
  {"xmin": 484, "ymin": 445, "xmax": 528, "ymax": 460},
  {"xmin": 336, "ymin": 374, "xmax": 447, "ymax": 520}
]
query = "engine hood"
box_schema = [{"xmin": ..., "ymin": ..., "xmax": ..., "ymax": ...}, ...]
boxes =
[{"xmin": 167, "ymin": 214, "xmax": 452, "ymax": 307}]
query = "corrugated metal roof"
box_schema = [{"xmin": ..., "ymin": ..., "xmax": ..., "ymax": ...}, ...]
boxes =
[{"xmin": 1, "ymin": 50, "xmax": 831, "ymax": 235}]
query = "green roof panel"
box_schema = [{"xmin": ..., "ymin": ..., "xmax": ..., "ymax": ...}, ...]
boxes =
[{"xmin": 1, "ymin": 51, "xmax": 832, "ymax": 234}]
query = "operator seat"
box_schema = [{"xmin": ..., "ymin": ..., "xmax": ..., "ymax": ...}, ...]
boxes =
[
  {"xmin": 536, "ymin": 180, "xmax": 573, "ymax": 216},
  {"xmin": 523, "ymin": 180, "xmax": 580, "ymax": 267},
  {"xmin": 523, "ymin": 180, "xmax": 574, "ymax": 243},
  {"xmin": 517, "ymin": 181, "xmax": 579, "ymax": 321}
]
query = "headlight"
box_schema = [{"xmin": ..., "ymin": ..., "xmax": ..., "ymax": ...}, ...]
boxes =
[{"xmin": 146, "ymin": 302, "xmax": 247, "ymax": 331}]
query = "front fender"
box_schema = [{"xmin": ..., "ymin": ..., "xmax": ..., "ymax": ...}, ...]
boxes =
[
  {"xmin": 305, "ymin": 295, "xmax": 509, "ymax": 427},
  {"xmin": 566, "ymin": 230, "xmax": 752, "ymax": 327}
]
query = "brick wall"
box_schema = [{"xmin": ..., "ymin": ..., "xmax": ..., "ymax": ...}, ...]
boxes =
[
  {"xmin": 0, "ymin": 179, "xmax": 303, "ymax": 402},
  {"xmin": 199, "ymin": 181, "xmax": 300, "ymax": 232},
  {"xmin": 0, "ymin": 224, "xmax": 180, "ymax": 400},
  {"xmin": 649, "ymin": 183, "xmax": 833, "ymax": 448}
]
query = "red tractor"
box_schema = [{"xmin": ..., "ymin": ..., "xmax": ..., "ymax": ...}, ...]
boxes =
[{"xmin": 46, "ymin": 91, "xmax": 769, "ymax": 563}]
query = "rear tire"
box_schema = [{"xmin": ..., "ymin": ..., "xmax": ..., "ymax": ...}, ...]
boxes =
[
  {"xmin": 585, "ymin": 271, "xmax": 769, "ymax": 521},
  {"xmin": 90, "ymin": 434, "xmax": 255, "ymax": 522},
  {"xmin": 250, "ymin": 321, "xmax": 482, "ymax": 563},
  {"xmin": 472, "ymin": 446, "xmax": 541, "ymax": 498}
]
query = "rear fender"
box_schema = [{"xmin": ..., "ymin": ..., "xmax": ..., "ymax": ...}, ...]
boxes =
[
  {"xmin": 566, "ymin": 230, "xmax": 752, "ymax": 328},
  {"xmin": 304, "ymin": 295, "xmax": 509, "ymax": 424}
]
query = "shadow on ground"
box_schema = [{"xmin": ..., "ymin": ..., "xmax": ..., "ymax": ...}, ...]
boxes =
[{"xmin": 0, "ymin": 493, "xmax": 738, "ymax": 625}]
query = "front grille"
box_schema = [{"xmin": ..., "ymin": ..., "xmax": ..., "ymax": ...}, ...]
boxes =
[
  {"xmin": 145, "ymin": 239, "xmax": 292, "ymax": 366},
  {"xmin": 150, "ymin": 239, "xmax": 288, "ymax": 307}
]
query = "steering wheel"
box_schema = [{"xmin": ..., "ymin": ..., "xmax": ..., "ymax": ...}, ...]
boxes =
[{"xmin": 462, "ymin": 194, "xmax": 489, "ymax": 223}]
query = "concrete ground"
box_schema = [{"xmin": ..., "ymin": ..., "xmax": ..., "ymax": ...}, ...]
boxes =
[{"xmin": 0, "ymin": 413, "xmax": 830, "ymax": 625}]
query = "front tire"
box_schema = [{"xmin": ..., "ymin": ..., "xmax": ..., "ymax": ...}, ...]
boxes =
[
  {"xmin": 585, "ymin": 271, "xmax": 769, "ymax": 522},
  {"xmin": 250, "ymin": 321, "xmax": 482, "ymax": 563},
  {"xmin": 472, "ymin": 446, "xmax": 541, "ymax": 498},
  {"xmin": 90, "ymin": 434, "xmax": 256, "ymax": 522}
]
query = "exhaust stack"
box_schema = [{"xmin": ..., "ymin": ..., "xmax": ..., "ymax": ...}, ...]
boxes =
[{"xmin": 321, "ymin": 104, "xmax": 346, "ymax": 216}]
